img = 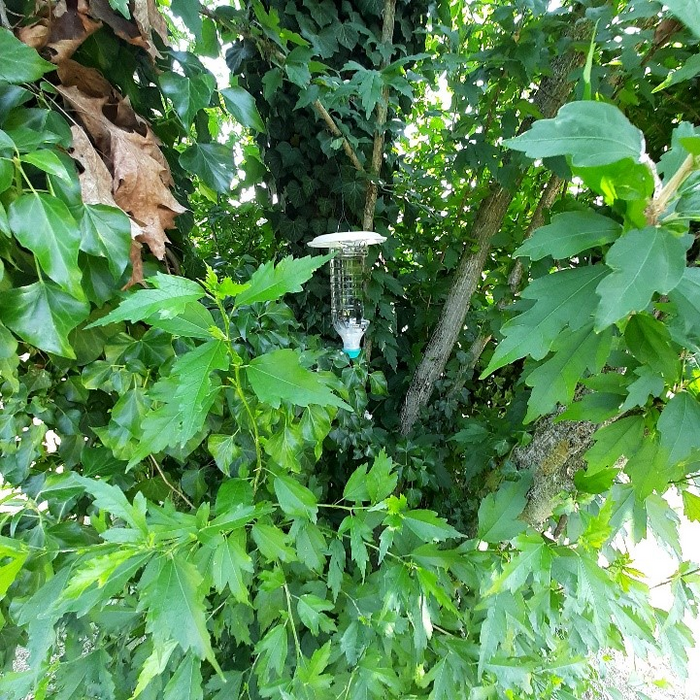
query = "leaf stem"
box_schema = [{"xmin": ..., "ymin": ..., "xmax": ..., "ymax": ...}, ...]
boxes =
[
  {"xmin": 149, "ymin": 455, "xmax": 194, "ymax": 509},
  {"xmin": 283, "ymin": 583, "xmax": 302, "ymax": 660},
  {"xmin": 646, "ymin": 153, "xmax": 697, "ymax": 225},
  {"xmin": 233, "ymin": 365, "xmax": 264, "ymax": 493}
]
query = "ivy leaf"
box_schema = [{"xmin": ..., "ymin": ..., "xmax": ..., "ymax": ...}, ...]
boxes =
[
  {"xmin": 79, "ymin": 204, "xmax": 132, "ymax": 278},
  {"xmin": 171, "ymin": 0, "xmax": 204, "ymax": 42},
  {"xmin": 180, "ymin": 143, "xmax": 235, "ymax": 193},
  {"xmin": 524, "ymin": 324, "xmax": 612, "ymax": 423},
  {"xmin": 170, "ymin": 340, "xmax": 229, "ymax": 444},
  {"xmin": 583, "ymin": 416, "xmax": 645, "ymax": 474},
  {"xmin": 624, "ymin": 313, "xmax": 680, "ymax": 382},
  {"xmin": 251, "ymin": 523, "xmax": 297, "ymax": 562},
  {"xmin": 0, "ymin": 28, "xmax": 54, "ymax": 83},
  {"xmin": 246, "ymin": 349, "xmax": 350, "ymax": 410},
  {"xmin": 211, "ymin": 534, "xmax": 253, "ymax": 604},
  {"xmin": 160, "ymin": 72, "xmax": 215, "ymax": 128},
  {"xmin": 21, "ymin": 149, "xmax": 74, "ymax": 183},
  {"xmin": 505, "ymin": 101, "xmax": 646, "ymax": 167},
  {"xmin": 236, "ymin": 255, "xmax": 330, "ymax": 306},
  {"xmin": 9, "ymin": 192, "xmax": 83, "ymax": 298},
  {"xmin": 221, "ymin": 86, "xmax": 265, "ymax": 132},
  {"xmin": 517, "ymin": 211, "xmax": 621, "ymax": 260},
  {"xmin": 658, "ymin": 392, "xmax": 700, "ymax": 466},
  {"xmin": 664, "ymin": 0, "xmax": 700, "ymax": 40},
  {"xmin": 0, "ymin": 281, "xmax": 89, "ymax": 358},
  {"xmin": 595, "ymin": 227, "xmax": 690, "ymax": 330},
  {"xmin": 482, "ymin": 265, "xmax": 609, "ymax": 374},
  {"xmin": 274, "ymin": 475, "xmax": 318, "ymax": 522},
  {"xmin": 402, "ymin": 510, "xmax": 462, "ymax": 542},
  {"xmin": 88, "ymin": 274, "xmax": 205, "ymax": 327},
  {"xmin": 141, "ymin": 556, "xmax": 216, "ymax": 661},
  {"xmin": 478, "ymin": 477, "xmax": 531, "ymax": 543},
  {"xmin": 163, "ymin": 653, "xmax": 203, "ymax": 700}
]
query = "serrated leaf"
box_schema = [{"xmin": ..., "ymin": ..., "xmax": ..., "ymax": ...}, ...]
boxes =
[
  {"xmin": 170, "ymin": 340, "xmax": 229, "ymax": 444},
  {"xmin": 524, "ymin": 323, "xmax": 612, "ymax": 423},
  {"xmin": 682, "ymin": 491, "xmax": 700, "ymax": 522},
  {"xmin": 402, "ymin": 510, "xmax": 462, "ymax": 542},
  {"xmin": 0, "ymin": 28, "xmax": 54, "ymax": 83},
  {"xmin": 654, "ymin": 53, "xmax": 700, "ymax": 93},
  {"xmin": 483, "ymin": 265, "xmax": 608, "ymax": 374},
  {"xmin": 141, "ymin": 556, "xmax": 215, "ymax": 661},
  {"xmin": 343, "ymin": 463, "xmax": 370, "ymax": 502},
  {"xmin": 478, "ymin": 477, "xmax": 531, "ymax": 543},
  {"xmin": 221, "ymin": 86, "xmax": 265, "ymax": 132},
  {"xmin": 517, "ymin": 210, "xmax": 621, "ymax": 260},
  {"xmin": 236, "ymin": 255, "xmax": 330, "ymax": 306},
  {"xmin": 212, "ymin": 533, "xmax": 253, "ymax": 603},
  {"xmin": 160, "ymin": 72, "xmax": 215, "ymax": 128},
  {"xmin": 9, "ymin": 192, "xmax": 83, "ymax": 298},
  {"xmin": 584, "ymin": 416, "xmax": 645, "ymax": 474},
  {"xmin": 246, "ymin": 348, "xmax": 349, "ymax": 409},
  {"xmin": 274, "ymin": 475, "xmax": 318, "ymax": 521},
  {"xmin": 658, "ymin": 392, "xmax": 700, "ymax": 466},
  {"xmin": 255, "ymin": 624, "xmax": 287, "ymax": 680},
  {"xmin": 132, "ymin": 639, "xmax": 178, "ymax": 699},
  {"xmin": 163, "ymin": 653, "xmax": 203, "ymax": 700},
  {"xmin": 624, "ymin": 440, "xmax": 669, "ymax": 499},
  {"xmin": 595, "ymin": 227, "xmax": 691, "ymax": 330},
  {"xmin": 297, "ymin": 594, "xmax": 335, "ymax": 635},
  {"xmin": 149, "ymin": 302, "xmax": 216, "ymax": 339},
  {"xmin": 366, "ymin": 449, "xmax": 398, "ymax": 502},
  {"xmin": 619, "ymin": 366, "xmax": 665, "ymax": 412},
  {"xmin": 505, "ymin": 101, "xmax": 646, "ymax": 167},
  {"xmin": 624, "ymin": 313, "xmax": 680, "ymax": 382},
  {"xmin": 0, "ymin": 281, "xmax": 89, "ymax": 358},
  {"xmin": 180, "ymin": 143, "xmax": 235, "ymax": 193},
  {"xmin": 88, "ymin": 274, "xmax": 205, "ymax": 327},
  {"xmin": 669, "ymin": 266, "xmax": 700, "ymax": 334},
  {"xmin": 251, "ymin": 523, "xmax": 296, "ymax": 562}
]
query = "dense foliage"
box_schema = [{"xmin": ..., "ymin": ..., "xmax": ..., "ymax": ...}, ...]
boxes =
[{"xmin": 2, "ymin": 1, "xmax": 700, "ymax": 699}]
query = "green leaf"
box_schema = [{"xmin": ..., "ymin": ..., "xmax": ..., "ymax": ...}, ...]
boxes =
[
  {"xmin": 669, "ymin": 266, "xmax": 700, "ymax": 333},
  {"xmin": 148, "ymin": 302, "xmax": 216, "ymax": 339},
  {"xmin": 246, "ymin": 349, "xmax": 349, "ymax": 410},
  {"xmin": 517, "ymin": 211, "xmax": 621, "ymax": 260},
  {"xmin": 171, "ymin": 0, "xmax": 203, "ymax": 42},
  {"xmin": 0, "ymin": 28, "xmax": 55, "ymax": 83},
  {"xmin": 208, "ymin": 434, "xmax": 243, "ymax": 474},
  {"xmin": 132, "ymin": 639, "xmax": 178, "ymax": 699},
  {"xmin": 595, "ymin": 227, "xmax": 691, "ymax": 330},
  {"xmin": 482, "ymin": 265, "xmax": 609, "ymax": 374},
  {"xmin": 366, "ymin": 449, "xmax": 397, "ymax": 502},
  {"xmin": 297, "ymin": 594, "xmax": 335, "ymax": 636},
  {"xmin": 212, "ymin": 533, "xmax": 253, "ymax": 604},
  {"xmin": 255, "ymin": 624, "xmax": 287, "ymax": 680},
  {"xmin": 624, "ymin": 314, "xmax": 680, "ymax": 383},
  {"xmin": 79, "ymin": 204, "xmax": 132, "ymax": 278},
  {"xmin": 88, "ymin": 274, "xmax": 205, "ymax": 327},
  {"xmin": 624, "ymin": 440, "xmax": 669, "ymax": 499},
  {"xmin": 664, "ymin": 0, "xmax": 700, "ymax": 40},
  {"xmin": 658, "ymin": 392, "xmax": 700, "ymax": 465},
  {"xmin": 170, "ymin": 340, "xmax": 229, "ymax": 444},
  {"xmin": 141, "ymin": 556, "xmax": 215, "ymax": 661},
  {"xmin": 160, "ymin": 71, "xmax": 215, "ymax": 128},
  {"xmin": 107, "ymin": 0, "xmax": 130, "ymax": 17},
  {"xmin": 163, "ymin": 653, "xmax": 203, "ymax": 700},
  {"xmin": 487, "ymin": 534, "xmax": 551, "ymax": 594},
  {"xmin": 619, "ymin": 366, "xmax": 665, "ymax": 412},
  {"xmin": 682, "ymin": 491, "xmax": 700, "ymax": 522},
  {"xmin": 180, "ymin": 143, "xmax": 235, "ymax": 193},
  {"xmin": 343, "ymin": 463, "xmax": 370, "ymax": 502},
  {"xmin": 505, "ymin": 101, "xmax": 646, "ymax": 167},
  {"xmin": 584, "ymin": 416, "xmax": 645, "ymax": 474},
  {"xmin": 274, "ymin": 474, "xmax": 318, "ymax": 521},
  {"xmin": 0, "ymin": 281, "xmax": 89, "ymax": 358},
  {"xmin": 221, "ymin": 86, "xmax": 265, "ymax": 132},
  {"xmin": 76, "ymin": 476, "xmax": 147, "ymax": 531},
  {"xmin": 236, "ymin": 254, "xmax": 330, "ymax": 306},
  {"xmin": 575, "ymin": 159, "xmax": 655, "ymax": 205},
  {"xmin": 251, "ymin": 523, "xmax": 296, "ymax": 562},
  {"xmin": 285, "ymin": 46, "xmax": 313, "ymax": 87},
  {"xmin": 402, "ymin": 509, "xmax": 462, "ymax": 542},
  {"xmin": 654, "ymin": 53, "xmax": 700, "ymax": 93},
  {"xmin": 0, "ymin": 541, "xmax": 27, "ymax": 599},
  {"xmin": 9, "ymin": 192, "xmax": 83, "ymax": 298},
  {"xmin": 477, "ymin": 477, "xmax": 531, "ymax": 543},
  {"xmin": 524, "ymin": 324, "xmax": 612, "ymax": 423},
  {"xmin": 21, "ymin": 149, "xmax": 74, "ymax": 182}
]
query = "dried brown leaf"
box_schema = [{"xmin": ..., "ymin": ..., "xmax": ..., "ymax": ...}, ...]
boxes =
[
  {"xmin": 133, "ymin": 0, "xmax": 169, "ymax": 58},
  {"xmin": 43, "ymin": 0, "xmax": 102, "ymax": 63},
  {"xmin": 88, "ymin": 0, "xmax": 149, "ymax": 50},
  {"xmin": 17, "ymin": 24, "xmax": 51, "ymax": 50},
  {"xmin": 124, "ymin": 239, "xmax": 145, "ymax": 289},
  {"xmin": 57, "ymin": 60, "xmax": 113, "ymax": 98}
]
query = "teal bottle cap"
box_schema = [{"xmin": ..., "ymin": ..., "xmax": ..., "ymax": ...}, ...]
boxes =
[{"xmin": 344, "ymin": 348, "xmax": 361, "ymax": 359}]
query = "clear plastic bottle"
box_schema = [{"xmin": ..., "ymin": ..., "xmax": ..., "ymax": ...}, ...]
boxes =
[{"xmin": 330, "ymin": 244, "xmax": 369, "ymax": 358}]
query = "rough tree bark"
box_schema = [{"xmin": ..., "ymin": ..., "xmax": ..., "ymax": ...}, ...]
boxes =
[{"xmin": 399, "ymin": 41, "xmax": 586, "ymax": 435}]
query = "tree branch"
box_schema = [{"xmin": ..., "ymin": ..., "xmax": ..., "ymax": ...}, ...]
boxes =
[
  {"xmin": 362, "ymin": 0, "xmax": 397, "ymax": 232},
  {"xmin": 0, "ymin": 0, "xmax": 10, "ymax": 28},
  {"xmin": 312, "ymin": 99, "xmax": 365, "ymax": 173}
]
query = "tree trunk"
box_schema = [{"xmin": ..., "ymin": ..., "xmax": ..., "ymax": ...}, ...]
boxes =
[{"xmin": 399, "ymin": 43, "xmax": 586, "ymax": 435}]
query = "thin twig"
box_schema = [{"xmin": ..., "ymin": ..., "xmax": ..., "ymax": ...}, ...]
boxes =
[
  {"xmin": 312, "ymin": 99, "xmax": 365, "ymax": 173},
  {"xmin": 149, "ymin": 455, "xmax": 195, "ymax": 509}
]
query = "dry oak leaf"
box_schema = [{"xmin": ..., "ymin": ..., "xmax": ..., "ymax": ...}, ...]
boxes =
[
  {"xmin": 38, "ymin": 0, "xmax": 102, "ymax": 63},
  {"xmin": 58, "ymin": 85, "xmax": 185, "ymax": 261},
  {"xmin": 57, "ymin": 59, "xmax": 113, "ymax": 98},
  {"xmin": 133, "ymin": 0, "xmax": 169, "ymax": 58}
]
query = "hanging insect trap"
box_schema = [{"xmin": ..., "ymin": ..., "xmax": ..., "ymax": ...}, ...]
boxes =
[{"xmin": 308, "ymin": 231, "xmax": 386, "ymax": 359}]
